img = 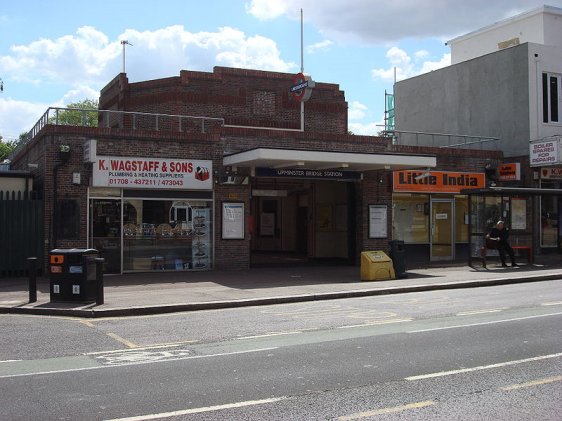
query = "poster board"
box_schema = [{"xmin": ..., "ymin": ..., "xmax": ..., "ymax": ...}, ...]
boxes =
[
  {"xmin": 222, "ymin": 202, "xmax": 244, "ymax": 239},
  {"xmin": 511, "ymin": 198, "xmax": 526, "ymax": 230},
  {"xmin": 369, "ymin": 204, "xmax": 388, "ymax": 238}
]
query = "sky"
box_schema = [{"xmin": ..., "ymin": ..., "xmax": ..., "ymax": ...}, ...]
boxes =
[{"xmin": 1, "ymin": 0, "xmax": 561, "ymax": 140}]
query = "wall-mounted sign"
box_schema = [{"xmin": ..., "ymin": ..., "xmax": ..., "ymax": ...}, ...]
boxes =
[
  {"xmin": 540, "ymin": 167, "xmax": 562, "ymax": 179},
  {"xmin": 290, "ymin": 72, "xmax": 315, "ymax": 102},
  {"xmin": 256, "ymin": 167, "xmax": 361, "ymax": 180},
  {"xmin": 498, "ymin": 163, "xmax": 521, "ymax": 181},
  {"xmin": 368, "ymin": 205, "xmax": 388, "ymax": 238},
  {"xmin": 530, "ymin": 139, "xmax": 560, "ymax": 167},
  {"xmin": 392, "ymin": 171, "xmax": 485, "ymax": 194},
  {"xmin": 93, "ymin": 156, "xmax": 213, "ymax": 190},
  {"xmin": 83, "ymin": 138, "xmax": 97, "ymax": 163},
  {"xmin": 222, "ymin": 202, "xmax": 245, "ymax": 239}
]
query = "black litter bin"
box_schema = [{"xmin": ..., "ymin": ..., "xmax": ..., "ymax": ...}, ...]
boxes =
[
  {"xmin": 49, "ymin": 248, "xmax": 99, "ymax": 302},
  {"xmin": 388, "ymin": 240, "xmax": 407, "ymax": 278}
]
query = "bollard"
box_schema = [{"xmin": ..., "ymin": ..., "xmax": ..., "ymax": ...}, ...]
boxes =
[
  {"xmin": 27, "ymin": 257, "xmax": 38, "ymax": 303},
  {"xmin": 95, "ymin": 258, "xmax": 105, "ymax": 305}
]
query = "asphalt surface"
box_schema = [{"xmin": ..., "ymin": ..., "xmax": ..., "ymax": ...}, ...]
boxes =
[
  {"xmin": 1, "ymin": 255, "xmax": 562, "ymax": 318},
  {"xmin": 2, "ymin": 298, "xmax": 561, "ymax": 420}
]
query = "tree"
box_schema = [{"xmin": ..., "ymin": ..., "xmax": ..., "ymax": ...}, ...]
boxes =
[
  {"xmin": 0, "ymin": 138, "xmax": 16, "ymax": 161},
  {"xmin": 49, "ymin": 98, "xmax": 99, "ymax": 127}
]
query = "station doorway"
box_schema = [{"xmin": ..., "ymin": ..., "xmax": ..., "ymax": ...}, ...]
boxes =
[{"xmin": 250, "ymin": 179, "xmax": 357, "ymax": 267}]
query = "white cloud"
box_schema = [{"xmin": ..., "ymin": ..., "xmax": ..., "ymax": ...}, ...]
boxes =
[
  {"xmin": 0, "ymin": 97, "xmax": 50, "ymax": 139},
  {"xmin": 348, "ymin": 120, "xmax": 383, "ymax": 136},
  {"xmin": 414, "ymin": 50, "xmax": 429, "ymax": 59},
  {"xmin": 371, "ymin": 47, "xmax": 450, "ymax": 82},
  {"xmin": 246, "ymin": 0, "xmax": 552, "ymax": 43},
  {"xmin": 0, "ymin": 25, "xmax": 295, "ymax": 90},
  {"xmin": 306, "ymin": 40, "xmax": 333, "ymax": 54},
  {"xmin": 349, "ymin": 101, "xmax": 368, "ymax": 120},
  {"xmin": 2, "ymin": 26, "xmax": 116, "ymax": 85},
  {"xmin": 245, "ymin": 0, "xmax": 288, "ymax": 20}
]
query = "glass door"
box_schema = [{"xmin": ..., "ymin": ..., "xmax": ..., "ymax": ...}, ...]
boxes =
[
  {"xmin": 90, "ymin": 198, "xmax": 122, "ymax": 274},
  {"xmin": 430, "ymin": 199, "xmax": 454, "ymax": 261}
]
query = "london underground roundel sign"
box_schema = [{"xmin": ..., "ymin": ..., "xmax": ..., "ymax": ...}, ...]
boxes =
[{"xmin": 290, "ymin": 72, "xmax": 314, "ymax": 102}]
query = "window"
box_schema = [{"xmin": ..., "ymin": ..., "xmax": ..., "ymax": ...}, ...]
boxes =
[{"xmin": 542, "ymin": 72, "xmax": 561, "ymax": 123}]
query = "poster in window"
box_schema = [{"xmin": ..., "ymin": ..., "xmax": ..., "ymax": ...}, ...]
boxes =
[
  {"xmin": 317, "ymin": 204, "xmax": 333, "ymax": 231},
  {"xmin": 511, "ymin": 198, "xmax": 526, "ymax": 230},
  {"xmin": 222, "ymin": 202, "xmax": 244, "ymax": 239},
  {"xmin": 260, "ymin": 213, "xmax": 275, "ymax": 236},
  {"xmin": 369, "ymin": 204, "xmax": 388, "ymax": 238}
]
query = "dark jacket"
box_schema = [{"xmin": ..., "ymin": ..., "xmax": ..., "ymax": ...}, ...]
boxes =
[{"xmin": 489, "ymin": 227, "xmax": 510, "ymax": 246}]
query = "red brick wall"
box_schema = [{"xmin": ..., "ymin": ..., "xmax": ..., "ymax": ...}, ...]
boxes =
[{"xmin": 99, "ymin": 67, "xmax": 348, "ymax": 134}]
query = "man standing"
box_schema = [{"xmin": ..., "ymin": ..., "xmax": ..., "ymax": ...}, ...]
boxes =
[{"xmin": 486, "ymin": 220, "xmax": 518, "ymax": 267}]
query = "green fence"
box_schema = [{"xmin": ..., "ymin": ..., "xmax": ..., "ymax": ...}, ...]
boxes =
[{"xmin": 0, "ymin": 190, "xmax": 43, "ymax": 277}]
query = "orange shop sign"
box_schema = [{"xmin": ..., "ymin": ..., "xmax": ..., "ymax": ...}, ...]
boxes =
[
  {"xmin": 393, "ymin": 170, "xmax": 485, "ymax": 194},
  {"xmin": 498, "ymin": 163, "xmax": 521, "ymax": 181}
]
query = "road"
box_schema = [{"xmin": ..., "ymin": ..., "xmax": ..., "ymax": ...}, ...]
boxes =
[{"xmin": 1, "ymin": 279, "xmax": 561, "ymax": 420}]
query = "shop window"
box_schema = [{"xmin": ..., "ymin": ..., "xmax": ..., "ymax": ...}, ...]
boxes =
[
  {"xmin": 454, "ymin": 195, "xmax": 469, "ymax": 243},
  {"xmin": 540, "ymin": 182, "xmax": 559, "ymax": 247},
  {"xmin": 392, "ymin": 194, "xmax": 429, "ymax": 243},
  {"xmin": 56, "ymin": 199, "xmax": 79, "ymax": 239},
  {"xmin": 122, "ymin": 199, "xmax": 212, "ymax": 272}
]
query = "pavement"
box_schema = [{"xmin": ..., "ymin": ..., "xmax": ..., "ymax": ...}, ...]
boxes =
[{"xmin": 1, "ymin": 255, "xmax": 561, "ymax": 318}]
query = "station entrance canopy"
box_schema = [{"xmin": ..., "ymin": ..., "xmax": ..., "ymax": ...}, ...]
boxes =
[{"xmin": 223, "ymin": 148, "xmax": 436, "ymax": 177}]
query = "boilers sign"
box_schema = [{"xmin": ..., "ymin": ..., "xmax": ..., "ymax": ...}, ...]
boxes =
[
  {"xmin": 530, "ymin": 138, "xmax": 560, "ymax": 167},
  {"xmin": 93, "ymin": 156, "xmax": 213, "ymax": 190}
]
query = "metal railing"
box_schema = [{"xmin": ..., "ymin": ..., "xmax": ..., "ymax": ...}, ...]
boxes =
[
  {"xmin": 11, "ymin": 107, "xmax": 226, "ymax": 159},
  {"xmin": 386, "ymin": 129, "xmax": 500, "ymax": 150}
]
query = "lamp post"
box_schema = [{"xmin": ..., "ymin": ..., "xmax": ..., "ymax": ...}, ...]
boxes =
[{"xmin": 120, "ymin": 40, "xmax": 133, "ymax": 73}]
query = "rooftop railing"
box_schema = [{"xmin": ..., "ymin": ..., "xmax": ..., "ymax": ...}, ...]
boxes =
[
  {"xmin": 386, "ymin": 129, "xmax": 500, "ymax": 150},
  {"xmin": 12, "ymin": 107, "xmax": 225, "ymax": 158}
]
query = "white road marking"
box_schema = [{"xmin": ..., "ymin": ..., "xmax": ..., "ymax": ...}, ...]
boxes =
[
  {"xmin": 456, "ymin": 308, "xmax": 506, "ymax": 316},
  {"xmin": 541, "ymin": 301, "xmax": 562, "ymax": 306},
  {"xmin": 85, "ymin": 340, "xmax": 199, "ymax": 355},
  {"xmin": 0, "ymin": 347, "xmax": 278, "ymax": 379},
  {"xmin": 105, "ymin": 396, "xmax": 288, "ymax": 421},
  {"xmin": 407, "ymin": 311, "xmax": 562, "ymax": 333},
  {"xmin": 405, "ymin": 352, "xmax": 562, "ymax": 381},
  {"xmin": 337, "ymin": 318, "xmax": 413, "ymax": 329},
  {"xmin": 235, "ymin": 331, "xmax": 304, "ymax": 340}
]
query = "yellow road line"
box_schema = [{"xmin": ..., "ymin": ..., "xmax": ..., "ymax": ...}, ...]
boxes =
[
  {"xmin": 106, "ymin": 332, "xmax": 137, "ymax": 348},
  {"xmin": 79, "ymin": 320, "xmax": 95, "ymax": 328},
  {"xmin": 338, "ymin": 400, "xmax": 435, "ymax": 420},
  {"xmin": 500, "ymin": 375, "xmax": 562, "ymax": 391}
]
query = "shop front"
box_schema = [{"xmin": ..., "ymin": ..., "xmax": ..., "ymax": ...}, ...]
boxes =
[
  {"xmin": 89, "ymin": 155, "xmax": 213, "ymax": 274},
  {"xmin": 392, "ymin": 170, "xmax": 485, "ymax": 263}
]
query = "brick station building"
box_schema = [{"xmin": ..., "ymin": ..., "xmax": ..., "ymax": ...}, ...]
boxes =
[{"xmin": 9, "ymin": 67, "xmax": 503, "ymax": 274}]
